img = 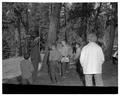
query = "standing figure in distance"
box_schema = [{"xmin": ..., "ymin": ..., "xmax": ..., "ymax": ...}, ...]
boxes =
[
  {"xmin": 49, "ymin": 43, "xmax": 62, "ymax": 84},
  {"xmin": 60, "ymin": 40, "xmax": 69, "ymax": 78},
  {"xmin": 74, "ymin": 42, "xmax": 85, "ymax": 85}
]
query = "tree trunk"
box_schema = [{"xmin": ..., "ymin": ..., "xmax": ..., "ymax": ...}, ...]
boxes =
[
  {"xmin": 104, "ymin": 23, "xmax": 116, "ymax": 61},
  {"xmin": 81, "ymin": 17, "xmax": 87, "ymax": 44},
  {"xmin": 103, "ymin": 3, "xmax": 117, "ymax": 61},
  {"xmin": 17, "ymin": 19, "xmax": 22, "ymax": 56},
  {"xmin": 42, "ymin": 3, "xmax": 61, "ymax": 71}
]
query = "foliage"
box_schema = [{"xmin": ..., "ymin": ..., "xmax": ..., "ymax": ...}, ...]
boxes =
[
  {"xmin": 2, "ymin": 2, "xmax": 118, "ymax": 60},
  {"xmin": 2, "ymin": 39, "xmax": 11, "ymax": 59}
]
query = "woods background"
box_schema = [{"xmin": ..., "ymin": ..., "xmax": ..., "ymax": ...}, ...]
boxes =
[{"xmin": 2, "ymin": 2, "xmax": 118, "ymax": 63}]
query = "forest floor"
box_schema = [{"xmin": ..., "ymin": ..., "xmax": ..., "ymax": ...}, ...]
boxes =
[
  {"xmin": 3, "ymin": 58, "xmax": 118, "ymax": 86},
  {"xmin": 34, "ymin": 60, "xmax": 118, "ymax": 86}
]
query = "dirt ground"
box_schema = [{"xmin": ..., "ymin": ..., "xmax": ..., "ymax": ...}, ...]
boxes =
[
  {"xmin": 3, "ymin": 60, "xmax": 118, "ymax": 86},
  {"xmin": 34, "ymin": 60, "xmax": 118, "ymax": 86}
]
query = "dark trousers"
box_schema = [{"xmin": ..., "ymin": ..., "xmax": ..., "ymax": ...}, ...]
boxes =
[
  {"xmin": 49, "ymin": 61, "xmax": 60, "ymax": 83},
  {"xmin": 76, "ymin": 60, "xmax": 85, "ymax": 86}
]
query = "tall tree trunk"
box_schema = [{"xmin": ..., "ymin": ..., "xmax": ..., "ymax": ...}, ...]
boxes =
[
  {"xmin": 104, "ymin": 24, "xmax": 116, "ymax": 61},
  {"xmin": 81, "ymin": 16, "xmax": 87, "ymax": 44},
  {"xmin": 42, "ymin": 3, "xmax": 61, "ymax": 71},
  {"xmin": 64, "ymin": 3, "xmax": 68, "ymax": 43},
  {"xmin": 25, "ymin": 8, "xmax": 29, "ymax": 54},
  {"xmin": 17, "ymin": 19, "xmax": 22, "ymax": 56},
  {"xmin": 103, "ymin": 3, "xmax": 117, "ymax": 61},
  {"xmin": 81, "ymin": 3, "xmax": 88, "ymax": 44}
]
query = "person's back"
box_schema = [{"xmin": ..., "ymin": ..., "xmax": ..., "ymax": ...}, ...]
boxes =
[
  {"xmin": 21, "ymin": 60, "xmax": 34, "ymax": 78},
  {"xmin": 80, "ymin": 42, "xmax": 104, "ymax": 74}
]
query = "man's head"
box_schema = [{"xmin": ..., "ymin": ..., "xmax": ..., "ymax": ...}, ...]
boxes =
[{"xmin": 87, "ymin": 33, "xmax": 97, "ymax": 42}]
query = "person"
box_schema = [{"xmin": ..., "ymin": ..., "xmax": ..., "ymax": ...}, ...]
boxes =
[
  {"xmin": 72, "ymin": 43, "xmax": 76, "ymax": 54},
  {"xmin": 60, "ymin": 40, "xmax": 69, "ymax": 78},
  {"xmin": 80, "ymin": 33, "xmax": 105, "ymax": 86},
  {"xmin": 31, "ymin": 40, "xmax": 41, "ymax": 83},
  {"xmin": 49, "ymin": 43, "xmax": 62, "ymax": 83},
  {"xmin": 74, "ymin": 42, "xmax": 81, "ymax": 60},
  {"xmin": 20, "ymin": 53, "xmax": 34, "ymax": 84},
  {"xmin": 73, "ymin": 42, "xmax": 85, "ymax": 85},
  {"xmin": 57, "ymin": 42, "xmax": 63, "ymax": 76}
]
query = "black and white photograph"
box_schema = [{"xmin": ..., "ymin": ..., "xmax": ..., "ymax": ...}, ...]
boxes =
[{"xmin": 2, "ymin": 1, "xmax": 118, "ymax": 94}]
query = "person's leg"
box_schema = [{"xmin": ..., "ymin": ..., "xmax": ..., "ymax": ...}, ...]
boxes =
[
  {"xmin": 32, "ymin": 61, "xmax": 39, "ymax": 82},
  {"xmin": 79, "ymin": 64, "xmax": 85, "ymax": 86},
  {"xmin": 49, "ymin": 62, "xmax": 56, "ymax": 83},
  {"xmin": 55, "ymin": 61, "xmax": 61, "ymax": 82},
  {"xmin": 65, "ymin": 62, "xmax": 69, "ymax": 73},
  {"xmin": 94, "ymin": 74, "xmax": 104, "ymax": 86},
  {"xmin": 58, "ymin": 62, "xmax": 62, "ymax": 76},
  {"xmin": 57, "ymin": 62, "xmax": 60, "ymax": 75},
  {"xmin": 61, "ymin": 62, "xmax": 66, "ymax": 77},
  {"xmin": 85, "ymin": 74, "xmax": 93, "ymax": 86},
  {"xmin": 76, "ymin": 61, "xmax": 85, "ymax": 86}
]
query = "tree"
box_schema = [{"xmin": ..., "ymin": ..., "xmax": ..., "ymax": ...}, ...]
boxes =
[
  {"xmin": 3, "ymin": 3, "xmax": 28, "ymax": 56},
  {"xmin": 103, "ymin": 3, "xmax": 118, "ymax": 60}
]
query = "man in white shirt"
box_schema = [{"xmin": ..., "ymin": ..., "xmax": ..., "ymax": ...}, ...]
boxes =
[{"xmin": 80, "ymin": 33, "xmax": 105, "ymax": 86}]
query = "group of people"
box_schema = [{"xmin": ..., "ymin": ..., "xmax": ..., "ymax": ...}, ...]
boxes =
[{"xmin": 20, "ymin": 32, "xmax": 105, "ymax": 86}]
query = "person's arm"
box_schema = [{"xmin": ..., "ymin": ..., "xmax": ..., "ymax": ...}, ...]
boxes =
[
  {"xmin": 80, "ymin": 48, "xmax": 85, "ymax": 67},
  {"xmin": 98, "ymin": 47, "xmax": 105, "ymax": 65},
  {"xmin": 74, "ymin": 48, "xmax": 81, "ymax": 60}
]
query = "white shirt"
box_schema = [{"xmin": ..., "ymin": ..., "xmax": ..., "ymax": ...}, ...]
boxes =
[{"xmin": 80, "ymin": 42, "xmax": 105, "ymax": 74}]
